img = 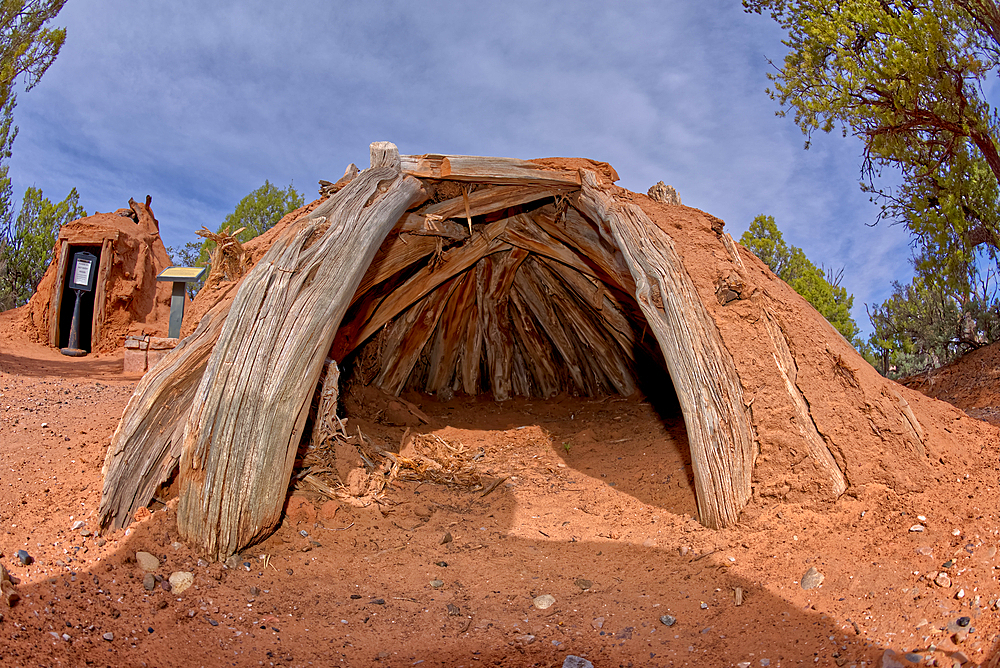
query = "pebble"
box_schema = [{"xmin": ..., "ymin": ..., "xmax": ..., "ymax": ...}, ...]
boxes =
[
  {"xmin": 800, "ymin": 567, "xmax": 824, "ymax": 590},
  {"xmin": 533, "ymin": 594, "xmax": 556, "ymax": 610},
  {"xmin": 446, "ymin": 603, "xmax": 461, "ymax": 616},
  {"xmin": 957, "ymin": 616, "xmax": 970, "ymax": 627},
  {"xmin": 660, "ymin": 614, "xmax": 676, "ymax": 626},
  {"xmin": 903, "ymin": 653, "xmax": 923, "ymax": 663},
  {"xmin": 135, "ymin": 551, "xmax": 160, "ymax": 572},
  {"xmin": 102, "ymin": 632, "xmax": 113, "ymax": 641},
  {"xmin": 700, "ymin": 602, "xmax": 708, "ymax": 609},
  {"xmin": 591, "ymin": 617, "xmax": 605, "ymax": 629},
  {"xmin": 440, "ymin": 532, "xmax": 453, "ymax": 545},
  {"xmin": 299, "ymin": 530, "xmax": 308, "ymax": 537},
  {"xmin": 516, "ymin": 634, "xmax": 536, "ymax": 645},
  {"xmin": 562, "ymin": 656, "xmax": 593, "ymax": 668},
  {"xmin": 908, "ymin": 524, "xmax": 925, "ymax": 532},
  {"xmin": 71, "ymin": 520, "xmax": 85, "ymax": 531},
  {"xmin": 429, "ymin": 580, "xmax": 443, "ymax": 589},
  {"xmin": 434, "ymin": 561, "xmax": 448, "ymax": 567},
  {"xmin": 96, "ymin": 538, "xmax": 106, "ymax": 547},
  {"xmin": 16, "ymin": 549, "xmax": 32, "ymax": 566},
  {"xmin": 169, "ymin": 571, "xmax": 194, "ymax": 594},
  {"xmin": 574, "ymin": 579, "xmax": 592, "ymax": 591},
  {"xmin": 880, "ymin": 649, "xmax": 906, "ymax": 668},
  {"xmin": 143, "ymin": 573, "xmax": 156, "ymax": 591},
  {"xmin": 80, "ymin": 530, "xmax": 91, "ymax": 537},
  {"xmin": 934, "ymin": 572, "xmax": 952, "ymax": 588}
]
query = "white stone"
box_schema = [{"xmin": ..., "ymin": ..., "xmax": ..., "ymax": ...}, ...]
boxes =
[
  {"xmin": 169, "ymin": 571, "xmax": 195, "ymax": 594},
  {"xmin": 532, "ymin": 594, "xmax": 555, "ymax": 610}
]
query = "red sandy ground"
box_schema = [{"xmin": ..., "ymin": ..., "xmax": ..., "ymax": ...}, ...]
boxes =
[{"xmin": 2, "ymin": 307, "xmax": 1000, "ymax": 668}]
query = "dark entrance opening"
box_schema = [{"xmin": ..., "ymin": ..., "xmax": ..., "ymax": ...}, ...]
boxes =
[{"xmin": 58, "ymin": 245, "xmax": 103, "ymax": 352}]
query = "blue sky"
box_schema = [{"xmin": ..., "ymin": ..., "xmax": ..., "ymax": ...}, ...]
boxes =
[{"xmin": 8, "ymin": 1, "xmax": 914, "ymax": 335}]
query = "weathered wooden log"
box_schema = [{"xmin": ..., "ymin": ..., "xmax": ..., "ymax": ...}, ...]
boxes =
[
  {"xmin": 176, "ymin": 142, "xmax": 424, "ymax": 561},
  {"xmin": 575, "ymin": 170, "xmax": 757, "ymax": 529},
  {"xmin": 401, "ymin": 154, "xmax": 581, "ymax": 187},
  {"xmin": 98, "ymin": 297, "xmax": 232, "ymax": 530}
]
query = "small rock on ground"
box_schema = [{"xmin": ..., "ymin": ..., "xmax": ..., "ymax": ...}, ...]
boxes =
[
  {"xmin": 142, "ymin": 573, "xmax": 155, "ymax": 591},
  {"xmin": 169, "ymin": 572, "xmax": 194, "ymax": 594},
  {"xmin": 800, "ymin": 567, "xmax": 824, "ymax": 590},
  {"xmin": 533, "ymin": 594, "xmax": 556, "ymax": 610},
  {"xmin": 660, "ymin": 614, "xmax": 676, "ymax": 626},
  {"xmin": 135, "ymin": 551, "xmax": 159, "ymax": 572},
  {"xmin": 562, "ymin": 656, "xmax": 594, "ymax": 668}
]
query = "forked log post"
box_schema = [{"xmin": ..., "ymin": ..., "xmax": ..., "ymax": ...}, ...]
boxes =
[
  {"xmin": 176, "ymin": 142, "xmax": 424, "ymax": 561},
  {"xmin": 575, "ymin": 170, "xmax": 757, "ymax": 529},
  {"xmin": 98, "ymin": 298, "xmax": 232, "ymax": 530}
]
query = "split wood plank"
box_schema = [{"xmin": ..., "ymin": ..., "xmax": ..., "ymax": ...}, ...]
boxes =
[
  {"xmin": 538, "ymin": 257, "xmax": 639, "ymax": 361},
  {"xmin": 512, "ymin": 260, "xmax": 589, "ymax": 393},
  {"xmin": 401, "ymin": 154, "xmax": 582, "ymax": 187},
  {"xmin": 376, "ymin": 276, "xmax": 461, "ymax": 396},
  {"xmin": 532, "ymin": 205, "xmax": 635, "ymax": 293},
  {"xmin": 477, "ymin": 248, "xmax": 529, "ymax": 401},
  {"xmin": 425, "ymin": 270, "xmax": 477, "ymax": 395},
  {"xmin": 176, "ymin": 142, "xmax": 425, "ymax": 561},
  {"xmin": 508, "ymin": 288, "xmax": 561, "ymax": 397},
  {"xmin": 575, "ymin": 169, "xmax": 757, "ymax": 529}
]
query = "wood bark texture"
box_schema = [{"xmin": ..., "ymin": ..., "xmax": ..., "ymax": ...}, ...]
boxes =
[
  {"xmin": 176, "ymin": 143, "xmax": 423, "ymax": 561},
  {"xmin": 575, "ymin": 170, "xmax": 757, "ymax": 529},
  {"xmin": 98, "ymin": 299, "xmax": 230, "ymax": 529}
]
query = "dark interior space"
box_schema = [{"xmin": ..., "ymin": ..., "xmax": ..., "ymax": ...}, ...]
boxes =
[{"xmin": 58, "ymin": 244, "xmax": 102, "ymax": 351}]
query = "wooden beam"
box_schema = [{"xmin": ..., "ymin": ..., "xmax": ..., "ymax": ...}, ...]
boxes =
[
  {"xmin": 401, "ymin": 154, "xmax": 582, "ymax": 187},
  {"xmin": 575, "ymin": 169, "xmax": 757, "ymax": 530},
  {"xmin": 175, "ymin": 142, "xmax": 425, "ymax": 561}
]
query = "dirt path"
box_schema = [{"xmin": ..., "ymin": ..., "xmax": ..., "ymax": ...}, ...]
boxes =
[{"xmin": 2, "ymin": 315, "xmax": 1000, "ymax": 667}]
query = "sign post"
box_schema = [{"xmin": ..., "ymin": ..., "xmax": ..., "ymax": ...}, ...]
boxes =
[
  {"xmin": 156, "ymin": 266, "xmax": 206, "ymax": 338},
  {"xmin": 60, "ymin": 251, "xmax": 98, "ymax": 357}
]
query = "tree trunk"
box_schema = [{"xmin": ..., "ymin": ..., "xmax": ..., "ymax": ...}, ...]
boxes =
[
  {"xmin": 176, "ymin": 142, "xmax": 424, "ymax": 561},
  {"xmin": 575, "ymin": 170, "xmax": 757, "ymax": 529}
]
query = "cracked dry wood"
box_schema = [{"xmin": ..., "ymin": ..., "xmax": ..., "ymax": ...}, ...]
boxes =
[
  {"xmin": 176, "ymin": 142, "xmax": 425, "ymax": 561},
  {"xmin": 576, "ymin": 169, "xmax": 756, "ymax": 529}
]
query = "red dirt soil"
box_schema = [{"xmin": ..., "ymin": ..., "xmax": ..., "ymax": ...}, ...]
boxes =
[{"xmin": 3, "ymin": 304, "xmax": 1000, "ymax": 668}]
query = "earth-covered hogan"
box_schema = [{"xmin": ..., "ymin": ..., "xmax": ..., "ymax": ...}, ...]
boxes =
[{"xmin": 94, "ymin": 142, "xmax": 990, "ymax": 563}]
